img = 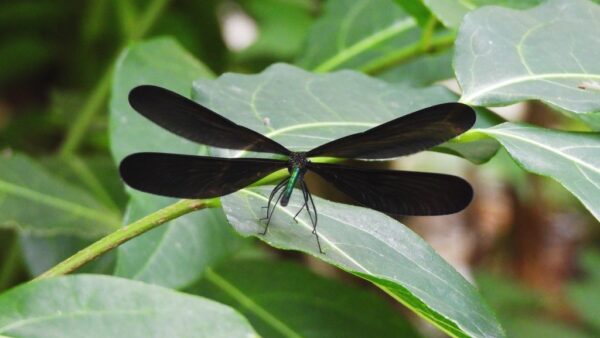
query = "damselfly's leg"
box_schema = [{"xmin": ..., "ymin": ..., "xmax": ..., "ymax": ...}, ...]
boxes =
[
  {"xmin": 260, "ymin": 186, "xmax": 286, "ymax": 236},
  {"xmin": 260, "ymin": 178, "xmax": 288, "ymax": 222},
  {"xmin": 302, "ymin": 181, "xmax": 322, "ymax": 254},
  {"xmin": 292, "ymin": 184, "xmax": 310, "ymax": 222}
]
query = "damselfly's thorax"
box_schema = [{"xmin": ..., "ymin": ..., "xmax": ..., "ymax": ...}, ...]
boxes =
[{"xmin": 287, "ymin": 152, "xmax": 309, "ymax": 172}]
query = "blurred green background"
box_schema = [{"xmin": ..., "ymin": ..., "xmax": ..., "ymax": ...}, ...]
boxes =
[{"xmin": 0, "ymin": 0, "xmax": 599, "ymax": 337}]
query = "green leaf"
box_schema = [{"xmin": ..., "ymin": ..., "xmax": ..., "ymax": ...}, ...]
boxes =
[
  {"xmin": 192, "ymin": 64, "xmax": 504, "ymax": 337},
  {"xmin": 110, "ymin": 37, "xmax": 243, "ymax": 288},
  {"xmin": 477, "ymin": 123, "xmax": 600, "ymax": 221},
  {"xmin": 193, "ymin": 63, "xmax": 498, "ymax": 163},
  {"xmin": 421, "ymin": 0, "xmax": 545, "ymax": 28},
  {"xmin": 0, "ymin": 153, "xmax": 119, "ymax": 237},
  {"xmin": 220, "ymin": 187, "xmax": 503, "ymax": 338},
  {"xmin": 0, "ymin": 275, "xmax": 257, "ymax": 338},
  {"xmin": 456, "ymin": 0, "xmax": 600, "ymax": 129},
  {"xmin": 190, "ymin": 259, "xmax": 421, "ymax": 338},
  {"xmin": 295, "ymin": 0, "xmax": 419, "ymax": 72}
]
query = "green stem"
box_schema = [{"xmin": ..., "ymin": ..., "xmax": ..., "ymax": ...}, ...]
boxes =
[
  {"xmin": 313, "ymin": 18, "xmax": 417, "ymax": 73},
  {"xmin": 58, "ymin": 0, "xmax": 171, "ymax": 156},
  {"xmin": 419, "ymin": 16, "xmax": 438, "ymax": 52},
  {"xmin": 59, "ymin": 68, "xmax": 113, "ymax": 157},
  {"xmin": 0, "ymin": 236, "xmax": 22, "ymax": 291},
  {"xmin": 360, "ymin": 31, "xmax": 456, "ymax": 75},
  {"xmin": 34, "ymin": 198, "xmax": 216, "ymax": 280}
]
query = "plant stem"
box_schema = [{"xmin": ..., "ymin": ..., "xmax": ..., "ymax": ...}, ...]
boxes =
[
  {"xmin": 58, "ymin": 0, "xmax": 171, "ymax": 156},
  {"xmin": 0, "ymin": 235, "xmax": 22, "ymax": 291},
  {"xmin": 419, "ymin": 16, "xmax": 438, "ymax": 52},
  {"xmin": 59, "ymin": 69, "xmax": 113, "ymax": 157},
  {"xmin": 34, "ymin": 198, "xmax": 216, "ymax": 280},
  {"xmin": 360, "ymin": 31, "xmax": 456, "ymax": 75}
]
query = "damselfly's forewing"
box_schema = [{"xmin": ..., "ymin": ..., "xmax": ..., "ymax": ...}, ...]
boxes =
[
  {"xmin": 120, "ymin": 85, "xmax": 475, "ymax": 216},
  {"xmin": 128, "ymin": 86, "xmax": 290, "ymax": 155}
]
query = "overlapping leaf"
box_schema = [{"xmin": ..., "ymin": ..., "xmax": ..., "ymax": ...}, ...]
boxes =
[{"xmin": 456, "ymin": 0, "xmax": 600, "ymax": 129}]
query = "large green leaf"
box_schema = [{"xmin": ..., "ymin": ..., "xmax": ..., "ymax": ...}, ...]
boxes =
[
  {"xmin": 193, "ymin": 63, "xmax": 498, "ymax": 163},
  {"xmin": 476, "ymin": 123, "xmax": 600, "ymax": 221},
  {"xmin": 109, "ymin": 37, "xmax": 243, "ymax": 289},
  {"xmin": 295, "ymin": 0, "xmax": 420, "ymax": 72},
  {"xmin": 0, "ymin": 153, "xmax": 119, "ymax": 237},
  {"xmin": 0, "ymin": 275, "xmax": 257, "ymax": 338},
  {"xmin": 220, "ymin": 187, "xmax": 503, "ymax": 338},
  {"xmin": 190, "ymin": 259, "xmax": 421, "ymax": 338},
  {"xmin": 192, "ymin": 64, "xmax": 504, "ymax": 338},
  {"xmin": 456, "ymin": 0, "xmax": 600, "ymax": 129}
]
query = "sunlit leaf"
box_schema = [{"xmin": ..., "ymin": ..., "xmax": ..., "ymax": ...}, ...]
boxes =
[{"xmin": 456, "ymin": 0, "xmax": 600, "ymax": 129}]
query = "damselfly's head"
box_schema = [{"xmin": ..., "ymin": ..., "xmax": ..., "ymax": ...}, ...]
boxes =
[{"xmin": 287, "ymin": 152, "xmax": 308, "ymax": 173}]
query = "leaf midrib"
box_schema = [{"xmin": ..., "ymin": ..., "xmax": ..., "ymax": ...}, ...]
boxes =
[
  {"xmin": 484, "ymin": 128, "xmax": 600, "ymax": 174},
  {"xmin": 461, "ymin": 73, "xmax": 600, "ymax": 103}
]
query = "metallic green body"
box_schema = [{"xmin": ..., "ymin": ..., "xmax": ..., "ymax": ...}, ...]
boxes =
[{"xmin": 281, "ymin": 166, "xmax": 301, "ymax": 206}]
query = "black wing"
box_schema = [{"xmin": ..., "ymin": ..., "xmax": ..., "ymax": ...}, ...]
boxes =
[
  {"xmin": 306, "ymin": 103, "xmax": 475, "ymax": 160},
  {"xmin": 129, "ymin": 85, "xmax": 290, "ymax": 155},
  {"xmin": 308, "ymin": 162, "xmax": 473, "ymax": 215},
  {"xmin": 120, "ymin": 153, "xmax": 287, "ymax": 199}
]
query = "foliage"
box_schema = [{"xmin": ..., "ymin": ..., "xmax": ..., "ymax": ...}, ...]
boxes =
[{"xmin": 1, "ymin": 0, "xmax": 599, "ymax": 337}]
